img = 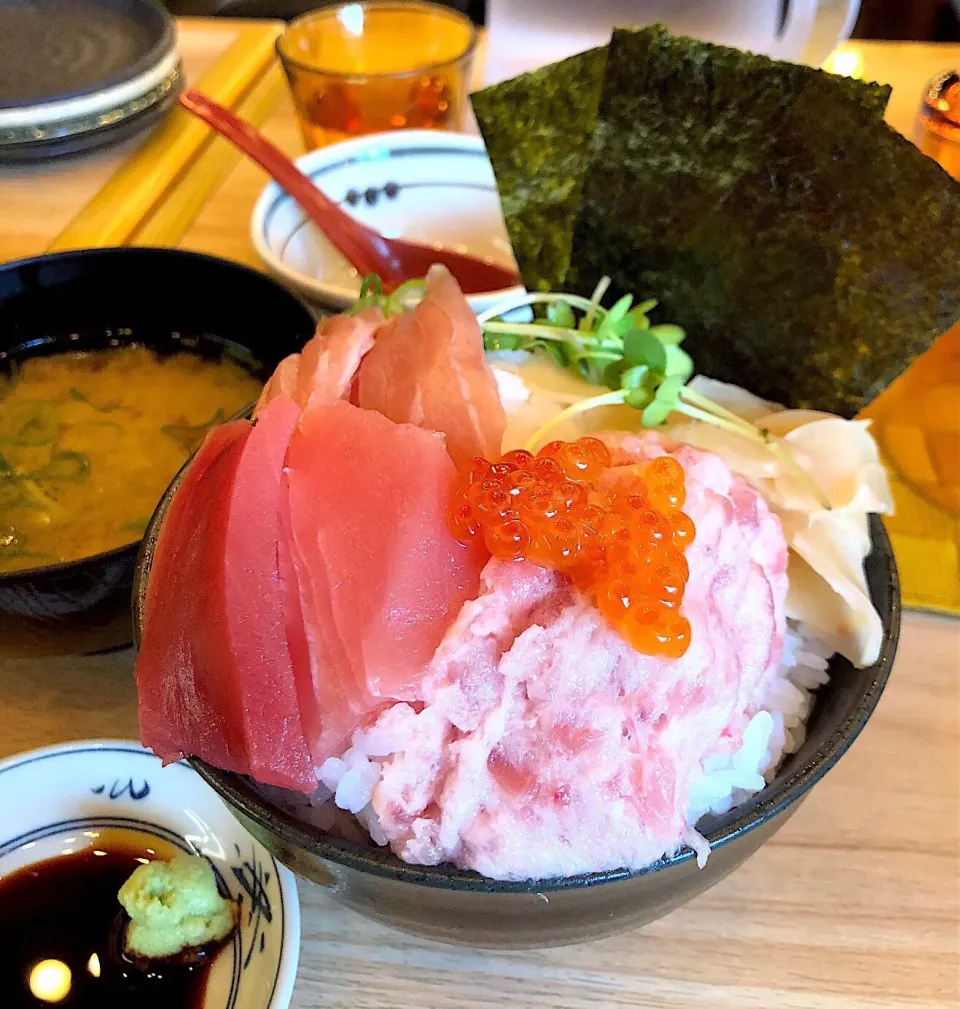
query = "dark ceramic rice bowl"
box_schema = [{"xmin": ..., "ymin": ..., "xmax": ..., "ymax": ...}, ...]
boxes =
[{"xmin": 134, "ymin": 446, "xmax": 899, "ymax": 948}]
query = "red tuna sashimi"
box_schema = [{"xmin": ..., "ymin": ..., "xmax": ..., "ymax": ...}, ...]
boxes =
[
  {"xmin": 137, "ymin": 420, "xmax": 253, "ymax": 776},
  {"xmin": 253, "ymin": 307, "xmax": 383, "ymax": 419},
  {"xmin": 280, "ymin": 461, "xmax": 371, "ymax": 763},
  {"xmin": 136, "ymin": 398, "xmax": 315, "ymax": 792},
  {"xmin": 284, "ymin": 399, "xmax": 486, "ymax": 760},
  {"xmin": 253, "ymin": 354, "xmax": 299, "ymax": 418},
  {"xmin": 357, "ymin": 265, "xmax": 505, "ymax": 468},
  {"xmin": 296, "ymin": 308, "xmax": 381, "ymax": 409},
  {"xmin": 222, "ymin": 394, "xmax": 315, "ymax": 790}
]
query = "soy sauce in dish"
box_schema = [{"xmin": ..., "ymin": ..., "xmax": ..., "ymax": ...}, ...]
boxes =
[{"xmin": 0, "ymin": 829, "xmax": 225, "ymax": 1007}]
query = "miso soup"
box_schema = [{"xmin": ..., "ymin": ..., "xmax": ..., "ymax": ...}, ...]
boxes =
[{"xmin": 0, "ymin": 346, "xmax": 262, "ymax": 573}]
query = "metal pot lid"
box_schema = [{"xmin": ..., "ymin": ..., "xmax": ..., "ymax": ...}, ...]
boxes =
[{"xmin": 0, "ymin": 0, "xmax": 180, "ymax": 154}]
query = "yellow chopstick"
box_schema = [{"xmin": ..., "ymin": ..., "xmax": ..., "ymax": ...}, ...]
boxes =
[{"xmin": 129, "ymin": 63, "xmax": 286, "ymax": 248}]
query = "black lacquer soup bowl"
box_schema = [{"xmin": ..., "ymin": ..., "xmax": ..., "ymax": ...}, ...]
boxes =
[{"xmin": 0, "ymin": 247, "xmax": 314, "ymax": 657}]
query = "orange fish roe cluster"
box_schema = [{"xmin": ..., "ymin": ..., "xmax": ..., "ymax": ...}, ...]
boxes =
[{"xmin": 450, "ymin": 439, "xmax": 697, "ymax": 659}]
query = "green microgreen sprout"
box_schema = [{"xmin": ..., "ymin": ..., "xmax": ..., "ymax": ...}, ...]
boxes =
[{"xmin": 478, "ymin": 277, "xmax": 832, "ymax": 510}]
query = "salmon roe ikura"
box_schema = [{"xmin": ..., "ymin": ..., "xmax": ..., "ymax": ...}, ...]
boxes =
[{"xmin": 450, "ymin": 439, "xmax": 697, "ymax": 659}]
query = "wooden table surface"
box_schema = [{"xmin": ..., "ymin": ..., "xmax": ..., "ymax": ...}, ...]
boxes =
[
  {"xmin": 0, "ymin": 32, "xmax": 958, "ymax": 1009},
  {"xmin": 0, "ymin": 613, "xmax": 955, "ymax": 1008}
]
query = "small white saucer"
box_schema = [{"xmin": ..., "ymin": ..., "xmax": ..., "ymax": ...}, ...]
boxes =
[
  {"xmin": 0, "ymin": 739, "xmax": 300, "ymax": 1009},
  {"xmin": 251, "ymin": 129, "xmax": 523, "ymax": 314}
]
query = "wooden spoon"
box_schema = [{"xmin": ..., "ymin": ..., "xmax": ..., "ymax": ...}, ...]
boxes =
[{"xmin": 179, "ymin": 90, "xmax": 521, "ymax": 296}]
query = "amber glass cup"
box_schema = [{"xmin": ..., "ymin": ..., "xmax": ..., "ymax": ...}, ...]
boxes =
[
  {"xmin": 919, "ymin": 69, "xmax": 960, "ymax": 180},
  {"xmin": 276, "ymin": 2, "xmax": 479, "ymax": 150}
]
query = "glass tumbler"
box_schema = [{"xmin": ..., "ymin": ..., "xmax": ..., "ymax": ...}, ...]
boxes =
[{"xmin": 277, "ymin": 2, "xmax": 479, "ymax": 150}]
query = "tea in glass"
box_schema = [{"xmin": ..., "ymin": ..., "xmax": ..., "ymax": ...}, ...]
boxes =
[{"xmin": 277, "ymin": 2, "xmax": 478, "ymax": 150}]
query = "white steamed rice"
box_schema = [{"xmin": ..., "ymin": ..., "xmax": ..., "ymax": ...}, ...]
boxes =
[{"xmin": 683, "ymin": 622, "xmax": 832, "ymax": 865}]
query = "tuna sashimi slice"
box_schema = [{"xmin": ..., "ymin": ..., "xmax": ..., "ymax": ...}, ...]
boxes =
[
  {"xmin": 136, "ymin": 420, "xmax": 252, "ymax": 777},
  {"xmin": 297, "ymin": 308, "xmax": 382, "ymax": 409},
  {"xmin": 281, "ymin": 461, "xmax": 372, "ymax": 764},
  {"xmin": 284, "ymin": 399, "xmax": 486, "ymax": 760},
  {"xmin": 357, "ymin": 265, "xmax": 505, "ymax": 467},
  {"xmin": 254, "ymin": 307, "xmax": 383, "ymax": 418},
  {"xmin": 253, "ymin": 354, "xmax": 299, "ymax": 419},
  {"xmin": 223, "ymin": 395, "xmax": 315, "ymax": 791},
  {"xmin": 136, "ymin": 398, "xmax": 316, "ymax": 793}
]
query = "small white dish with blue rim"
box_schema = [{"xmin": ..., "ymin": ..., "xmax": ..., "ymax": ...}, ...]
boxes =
[
  {"xmin": 0, "ymin": 739, "xmax": 300, "ymax": 1009},
  {"xmin": 251, "ymin": 129, "xmax": 523, "ymax": 314}
]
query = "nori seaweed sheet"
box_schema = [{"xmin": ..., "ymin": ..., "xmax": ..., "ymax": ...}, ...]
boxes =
[
  {"xmin": 472, "ymin": 46, "xmax": 607, "ymax": 292},
  {"xmin": 476, "ymin": 25, "xmax": 960, "ymax": 415},
  {"xmin": 568, "ymin": 25, "xmax": 960, "ymax": 416},
  {"xmin": 472, "ymin": 24, "xmax": 890, "ymax": 299}
]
